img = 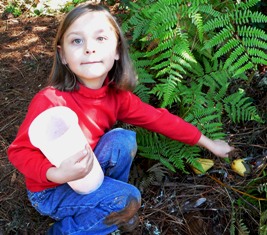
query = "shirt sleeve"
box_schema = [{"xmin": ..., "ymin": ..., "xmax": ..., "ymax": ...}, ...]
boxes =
[
  {"xmin": 7, "ymin": 90, "xmax": 57, "ymax": 185},
  {"xmin": 117, "ymin": 91, "xmax": 202, "ymax": 145}
]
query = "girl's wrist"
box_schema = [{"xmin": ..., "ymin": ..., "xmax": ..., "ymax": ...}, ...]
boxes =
[
  {"xmin": 46, "ymin": 167, "xmax": 66, "ymax": 184},
  {"xmin": 196, "ymin": 134, "xmax": 214, "ymax": 151}
]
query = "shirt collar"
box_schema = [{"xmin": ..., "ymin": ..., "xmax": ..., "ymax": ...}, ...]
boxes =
[{"xmin": 77, "ymin": 78, "xmax": 109, "ymax": 98}]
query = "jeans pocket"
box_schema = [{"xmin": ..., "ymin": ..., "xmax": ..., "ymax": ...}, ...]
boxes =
[{"xmin": 109, "ymin": 148, "xmax": 120, "ymax": 166}]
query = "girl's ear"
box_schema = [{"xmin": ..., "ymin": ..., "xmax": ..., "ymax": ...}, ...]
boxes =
[
  {"xmin": 114, "ymin": 53, "xmax": 119, "ymax": 61},
  {"xmin": 114, "ymin": 47, "xmax": 119, "ymax": 60},
  {"xmin": 57, "ymin": 45, "xmax": 67, "ymax": 64}
]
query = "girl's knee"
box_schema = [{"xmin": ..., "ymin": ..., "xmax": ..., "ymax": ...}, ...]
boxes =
[
  {"xmin": 111, "ymin": 185, "xmax": 141, "ymax": 211},
  {"xmin": 95, "ymin": 129, "xmax": 137, "ymax": 180},
  {"xmin": 115, "ymin": 128, "xmax": 137, "ymax": 157},
  {"xmin": 102, "ymin": 128, "xmax": 137, "ymax": 157},
  {"xmin": 126, "ymin": 184, "xmax": 141, "ymax": 203}
]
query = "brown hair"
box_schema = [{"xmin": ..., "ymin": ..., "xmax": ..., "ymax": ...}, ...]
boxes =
[{"xmin": 48, "ymin": 3, "xmax": 137, "ymax": 91}]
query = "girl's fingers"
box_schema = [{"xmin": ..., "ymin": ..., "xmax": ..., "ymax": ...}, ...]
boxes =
[
  {"xmin": 71, "ymin": 148, "xmax": 88, "ymax": 163},
  {"xmin": 86, "ymin": 145, "xmax": 95, "ymax": 171},
  {"xmin": 76, "ymin": 145, "xmax": 94, "ymax": 171}
]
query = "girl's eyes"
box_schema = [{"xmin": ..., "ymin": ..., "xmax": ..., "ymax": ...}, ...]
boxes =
[
  {"xmin": 72, "ymin": 39, "xmax": 83, "ymax": 45},
  {"xmin": 71, "ymin": 37, "xmax": 107, "ymax": 45},
  {"xmin": 97, "ymin": 36, "xmax": 107, "ymax": 42}
]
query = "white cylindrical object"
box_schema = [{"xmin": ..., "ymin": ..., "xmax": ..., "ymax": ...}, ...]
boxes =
[{"xmin": 28, "ymin": 106, "xmax": 104, "ymax": 194}]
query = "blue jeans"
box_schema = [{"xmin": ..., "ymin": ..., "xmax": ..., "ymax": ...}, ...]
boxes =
[{"xmin": 27, "ymin": 128, "xmax": 141, "ymax": 235}]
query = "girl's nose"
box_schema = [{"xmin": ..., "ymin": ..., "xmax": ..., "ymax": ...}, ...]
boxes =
[
  {"xmin": 85, "ymin": 40, "xmax": 96, "ymax": 54},
  {"xmin": 85, "ymin": 49, "xmax": 95, "ymax": 54}
]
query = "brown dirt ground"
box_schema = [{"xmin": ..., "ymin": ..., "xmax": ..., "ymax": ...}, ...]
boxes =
[{"xmin": 0, "ymin": 8, "xmax": 267, "ymax": 235}]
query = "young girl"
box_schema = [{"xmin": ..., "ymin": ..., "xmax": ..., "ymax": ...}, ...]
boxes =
[{"xmin": 8, "ymin": 3, "xmax": 234, "ymax": 235}]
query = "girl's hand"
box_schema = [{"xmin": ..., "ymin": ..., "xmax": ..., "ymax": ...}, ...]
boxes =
[
  {"xmin": 46, "ymin": 144, "xmax": 94, "ymax": 184},
  {"xmin": 197, "ymin": 134, "xmax": 234, "ymax": 158},
  {"xmin": 208, "ymin": 139, "xmax": 235, "ymax": 158}
]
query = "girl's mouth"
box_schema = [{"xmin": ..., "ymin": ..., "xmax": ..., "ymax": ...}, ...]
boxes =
[{"xmin": 81, "ymin": 61, "xmax": 101, "ymax": 65}]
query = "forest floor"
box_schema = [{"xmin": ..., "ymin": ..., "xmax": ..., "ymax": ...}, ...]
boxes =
[{"xmin": 0, "ymin": 4, "xmax": 267, "ymax": 235}]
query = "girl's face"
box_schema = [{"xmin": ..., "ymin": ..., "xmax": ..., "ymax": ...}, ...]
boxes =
[{"xmin": 58, "ymin": 11, "xmax": 119, "ymax": 89}]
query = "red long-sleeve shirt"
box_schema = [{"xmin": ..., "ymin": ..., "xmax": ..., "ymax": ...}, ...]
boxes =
[{"xmin": 8, "ymin": 82, "xmax": 201, "ymax": 192}]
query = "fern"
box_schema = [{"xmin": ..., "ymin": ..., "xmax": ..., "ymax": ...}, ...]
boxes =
[
  {"xmin": 136, "ymin": 128, "xmax": 200, "ymax": 173},
  {"xmin": 223, "ymin": 90, "xmax": 261, "ymax": 123},
  {"xmin": 238, "ymin": 0, "xmax": 262, "ymax": 10},
  {"xmin": 123, "ymin": 5, "xmax": 266, "ymax": 233},
  {"xmin": 202, "ymin": 1, "xmax": 267, "ymax": 77},
  {"xmin": 131, "ymin": 51, "xmax": 155, "ymax": 103},
  {"xmin": 185, "ymin": 108, "xmax": 225, "ymax": 140},
  {"xmin": 236, "ymin": 219, "xmax": 250, "ymax": 235},
  {"xmin": 230, "ymin": 201, "xmax": 236, "ymax": 235},
  {"xmin": 203, "ymin": 25, "xmax": 234, "ymax": 50},
  {"xmin": 198, "ymin": 4, "xmax": 222, "ymax": 18},
  {"xmin": 260, "ymin": 209, "xmax": 267, "ymax": 235},
  {"xmin": 258, "ymin": 183, "xmax": 267, "ymax": 197},
  {"xmin": 124, "ymin": 0, "xmax": 264, "ymax": 173},
  {"xmin": 213, "ymin": 39, "xmax": 240, "ymax": 59},
  {"xmin": 123, "ymin": 1, "xmax": 152, "ymax": 42},
  {"xmin": 137, "ymin": 163, "xmax": 169, "ymax": 192},
  {"xmin": 203, "ymin": 14, "xmax": 231, "ymax": 31},
  {"xmin": 243, "ymin": 38, "xmax": 267, "ymax": 50},
  {"xmin": 230, "ymin": 201, "xmax": 251, "ymax": 235},
  {"xmin": 238, "ymin": 25, "xmax": 267, "ymax": 40},
  {"xmin": 191, "ymin": 12, "xmax": 204, "ymax": 43},
  {"xmin": 150, "ymin": 79, "xmax": 181, "ymax": 108}
]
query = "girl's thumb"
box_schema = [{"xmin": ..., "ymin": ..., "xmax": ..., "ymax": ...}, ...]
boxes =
[{"xmin": 72, "ymin": 148, "xmax": 88, "ymax": 163}]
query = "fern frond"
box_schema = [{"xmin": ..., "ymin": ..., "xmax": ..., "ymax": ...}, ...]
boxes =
[
  {"xmin": 229, "ymin": 54, "xmax": 250, "ymax": 73},
  {"xmin": 174, "ymin": 41, "xmax": 197, "ymax": 64},
  {"xmin": 236, "ymin": 219, "xmax": 250, "ymax": 235},
  {"xmin": 204, "ymin": 70, "xmax": 229, "ymax": 89},
  {"xmin": 224, "ymin": 46, "xmax": 263, "ymax": 77},
  {"xmin": 137, "ymin": 163, "xmax": 170, "ymax": 192},
  {"xmin": 251, "ymin": 57, "xmax": 267, "ymax": 66},
  {"xmin": 205, "ymin": 83, "xmax": 228, "ymax": 114},
  {"xmin": 233, "ymin": 63, "xmax": 255, "ymax": 78},
  {"xmin": 137, "ymin": 172, "xmax": 156, "ymax": 192},
  {"xmin": 202, "ymin": 2, "xmax": 267, "ymax": 77},
  {"xmin": 203, "ymin": 14, "xmax": 230, "ymax": 32},
  {"xmin": 178, "ymin": 82, "xmax": 206, "ymax": 113},
  {"xmin": 237, "ymin": 25, "xmax": 267, "ymax": 41},
  {"xmin": 150, "ymin": 76, "xmax": 181, "ymax": 108},
  {"xmin": 249, "ymin": 11, "xmax": 267, "ymax": 23},
  {"xmin": 191, "ymin": 12, "xmax": 204, "ymax": 43},
  {"xmin": 243, "ymin": 38, "xmax": 267, "ymax": 50},
  {"xmin": 223, "ymin": 45, "xmax": 246, "ymax": 69},
  {"xmin": 223, "ymin": 91, "xmax": 260, "ymax": 123},
  {"xmin": 185, "ymin": 108, "xmax": 225, "ymax": 139},
  {"xmin": 124, "ymin": 1, "xmax": 150, "ymax": 42},
  {"xmin": 198, "ymin": 4, "xmax": 222, "ymax": 18},
  {"xmin": 126, "ymin": 1, "xmax": 265, "ymax": 179},
  {"xmin": 233, "ymin": 9, "xmax": 267, "ymax": 25},
  {"xmin": 247, "ymin": 48, "xmax": 267, "ymax": 60},
  {"xmin": 258, "ymin": 183, "xmax": 267, "ymax": 194},
  {"xmin": 203, "ymin": 57, "xmax": 212, "ymax": 73},
  {"xmin": 213, "ymin": 39, "xmax": 240, "ymax": 59},
  {"xmin": 260, "ymin": 209, "xmax": 267, "ymax": 235},
  {"xmin": 136, "ymin": 128, "xmax": 200, "ymax": 173},
  {"xmin": 134, "ymin": 84, "xmax": 150, "ymax": 104},
  {"xmin": 131, "ymin": 51, "xmax": 155, "ymax": 103},
  {"xmin": 168, "ymin": 143, "xmax": 200, "ymax": 172},
  {"xmin": 147, "ymin": 1, "xmax": 179, "ymax": 38},
  {"xmin": 237, "ymin": 0, "xmax": 261, "ymax": 10},
  {"xmin": 203, "ymin": 26, "xmax": 234, "ymax": 50},
  {"xmin": 126, "ymin": 15, "xmax": 148, "ymax": 41},
  {"xmin": 146, "ymin": 40, "xmax": 173, "ymax": 56},
  {"xmin": 234, "ymin": 9, "xmax": 252, "ymax": 24},
  {"xmin": 190, "ymin": 0, "xmax": 209, "ymax": 6}
]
